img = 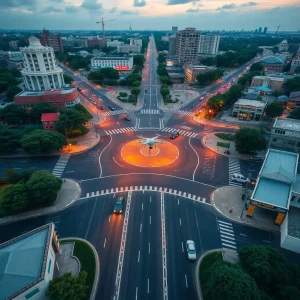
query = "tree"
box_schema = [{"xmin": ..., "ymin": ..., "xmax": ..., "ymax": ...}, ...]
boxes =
[
  {"xmin": 21, "ymin": 130, "xmax": 66, "ymax": 154},
  {"xmin": 0, "ymin": 125, "xmax": 22, "ymax": 153},
  {"xmin": 206, "ymin": 95, "xmax": 226, "ymax": 113},
  {"xmin": 235, "ymin": 127, "xmax": 267, "ymax": 154},
  {"xmin": 226, "ymin": 84, "xmax": 243, "ymax": 104},
  {"xmin": 250, "ymin": 62, "xmax": 264, "ymax": 72},
  {"xmin": 55, "ymin": 109, "xmax": 87, "ymax": 137},
  {"xmin": 88, "ymin": 71, "xmax": 105, "ymax": 83},
  {"xmin": 133, "ymin": 55, "xmax": 145, "ymax": 66},
  {"xmin": 288, "ymin": 108, "xmax": 300, "ymax": 120},
  {"xmin": 265, "ymin": 102, "xmax": 284, "ymax": 119},
  {"xmin": 30, "ymin": 102, "xmax": 57, "ymax": 124},
  {"xmin": 4, "ymin": 168, "xmax": 36, "ymax": 184},
  {"xmin": 197, "ymin": 69, "xmax": 224, "ymax": 85},
  {"xmin": 284, "ymin": 77, "xmax": 300, "ymax": 94},
  {"xmin": 157, "ymin": 54, "xmax": 166, "ymax": 63},
  {"xmin": 131, "ymin": 87, "xmax": 140, "ymax": 100},
  {"xmin": 125, "ymin": 73, "xmax": 142, "ymax": 86},
  {"xmin": 47, "ymin": 272, "xmax": 88, "ymax": 300},
  {"xmin": 203, "ymin": 260, "xmax": 261, "ymax": 300},
  {"xmin": 6, "ymin": 85, "xmax": 22, "ymax": 102},
  {"xmin": 0, "ymin": 184, "xmax": 28, "ymax": 214},
  {"xmin": 0, "ymin": 103, "xmax": 27, "ymax": 125},
  {"xmin": 160, "ymin": 86, "xmax": 170, "ymax": 99},
  {"xmin": 100, "ymin": 67, "xmax": 119, "ymax": 80},
  {"xmin": 132, "ymin": 80, "xmax": 141, "ymax": 87},
  {"xmin": 157, "ymin": 67, "xmax": 168, "ymax": 76},
  {"xmin": 119, "ymin": 92, "xmax": 128, "ymax": 98},
  {"xmin": 26, "ymin": 170, "xmax": 63, "ymax": 207},
  {"xmin": 160, "ymin": 75, "xmax": 169, "ymax": 84},
  {"xmin": 200, "ymin": 57, "xmax": 216, "ymax": 66},
  {"xmin": 63, "ymin": 73, "xmax": 74, "ymax": 84}
]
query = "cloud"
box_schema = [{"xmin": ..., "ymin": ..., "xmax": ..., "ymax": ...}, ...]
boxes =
[
  {"xmin": 217, "ymin": 3, "xmax": 237, "ymax": 10},
  {"xmin": 0, "ymin": 0, "xmax": 36, "ymax": 8},
  {"xmin": 166, "ymin": 0, "xmax": 199, "ymax": 5},
  {"xmin": 49, "ymin": 0, "xmax": 64, "ymax": 3},
  {"xmin": 65, "ymin": 5, "xmax": 79, "ymax": 13},
  {"xmin": 120, "ymin": 10, "xmax": 137, "ymax": 15},
  {"xmin": 41, "ymin": 6, "xmax": 63, "ymax": 14},
  {"xmin": 241, "ymin": 2, "xmax": 257, "ymax": 7},
  {"xmin": 186, "ymin": 8, "xmax": 200, "ymax": 13},
  {"xmin": 108, "ymin": 7, "xmax": 117, "ymax": 13},
  {"xmin": 81, "ymin": 0, "xmax": 102, "ymax": 11},
  {"xmin": 133, "ymin": 0, "xmax": 147, "ymax": 7}
]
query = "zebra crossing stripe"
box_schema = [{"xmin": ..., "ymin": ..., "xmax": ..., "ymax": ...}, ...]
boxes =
[{"xmin": 221, "ymin": 243, "xmax": 237, "ymax": 249}]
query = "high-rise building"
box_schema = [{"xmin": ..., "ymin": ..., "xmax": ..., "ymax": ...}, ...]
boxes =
[
  {"xmin": 198, "ymin": 34, "xmax": 220, "ymax": 55},
  {"xmin": 263, "ymin": 27, "xmax": 268, "ymax": 34},
  {"xmin": 37, "ymin": 29, "xmax": 64, "ymax": 53},
  {"xmin": 176, "ymin": 28, "xmax": 200, "ymax": 66},
  {"xmin": 20, "ymin": 36, "xmax": 65, "ymax": 91},
  {"xmin": 168, "ymin": 36, "xmax": 176, "ymax": 55},
  {"xmin": 172, "ymin": 26, "xmax": 178, "ymax": 34},
  {"xmin": 259, "ymin": 27, "xmax": 262, "ymax": 33},
  {"xmin": 291, "ymin": 46, "xmax": 300, "ymax": 73}
]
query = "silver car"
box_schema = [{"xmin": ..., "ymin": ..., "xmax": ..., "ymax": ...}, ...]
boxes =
[{"xmin": 186, "ymin": 240, "xmax": 196, "ymax": 261}]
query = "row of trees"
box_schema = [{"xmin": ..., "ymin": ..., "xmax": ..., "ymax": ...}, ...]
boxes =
[
  {"xmin": 203, "ymin": 245, "xmax": 300, "ymax": 300},
  {"xmin": 160, "ymin": 84, "xmax": 170, "ymax": 100},
  {"xmin": 0, "ymin": 68, "xmax": 22, "ymax": 102},
  {"xmin": 56, "ymin": 54, "xmax": 92, "ymax": 71},
  {"xmin": 196, "ymin": 69, "xmax": 224, "ymax": 85},
  {"xmin": 0, "ymin": 169, "xmax": 62, "ymax": 215},
  {"xmin": 88, "ymin": 67, "xmax": 120, "ymax": 85}
]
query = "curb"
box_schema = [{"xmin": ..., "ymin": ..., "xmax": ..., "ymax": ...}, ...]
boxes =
[
  {"xmin": 59, "ymin": 238, "xmax": 100, "ymax": 300},
  {"xmin": 0, "ymin": 179, "xmax": 81, "ymax": 226},
  {"xmin": 195, "ymin": 248, "xmax": 224, "ymax": 300},
  {"xmin": 210, "ymin": 187, "xmax": 280, "ymax": 233}
]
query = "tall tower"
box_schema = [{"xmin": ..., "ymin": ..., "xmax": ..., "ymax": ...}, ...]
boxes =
[
  {"xmin": 129, "ymin": 22, "xmax": 132, "ymax": 31},
  {"xmin": 20, "ymin": 36, "xmax": 64, "ymax": 91}
]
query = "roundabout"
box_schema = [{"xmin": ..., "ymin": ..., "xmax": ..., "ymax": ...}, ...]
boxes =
[{"xmin": 121, "ymin": 139, "xmax": 179, "ymax": 167}]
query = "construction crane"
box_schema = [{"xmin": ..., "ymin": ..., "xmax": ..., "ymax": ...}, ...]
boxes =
[
  {"xmin": 274, "ymin": 25, "xmax": 280, "ymax": 36},
  {"xmin": 96, "ymin": 18, "xmax": 117, "ymax": 41}
]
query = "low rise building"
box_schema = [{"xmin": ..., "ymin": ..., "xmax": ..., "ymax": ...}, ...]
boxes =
[
  {"xmin": 41, "ymin": 112, "xmax": 60, "ymax": 130},
  {"xmin": 184, "ymin": 64, "xmax": 216, "ymax": 83},
  {"xmin": 232, "ymin": 99, "xmax": 266, "ymax": 121},
  {"xmin": 287, "ymin": 91, "xmax": 300, "ymax": 110},
  {"xmin": 275, "ymin": 52, "xmax": 293, "ymax": 63},
  {"xmin": 0, "ymin": 223, "xmax": 60, "ymax": 300},
  {"xmin": 248, "ymin": 85, "xmax": 273, "ymax": 96},
  {"xmin": 130, "ymin": 39, "xmax": 142, "ymax": 47},
  {"xmin": 198, "ymin": 34, "xmax": 220, "ymax": 55},
  {"xmin": 117, "ymin": 44, "xmax": 141, "ymax": 53},
  {"xmin": 168, "ymin": 73, "xmax": 185, "ymax": 84},
  {"xmin": 269, "ymin": 117, "xmax": 300, "ymax": 153},
  {"xmin": 251, "ymin": 75, "xmax": 284, "ymax": 92},
  {"xmin": 260, "ymin": 56, "xmax": 285, "ymax": 73},
  {"xmin": 7, "ymin": 56, "xmax": 24, "ymax": 70},
  {"xmin": 91, "ymin": 56, "xmax": 133, "ymax": 71},
  {"xmin": 106, "ymin": 40, "xmax": 124, "ymax": 47}
]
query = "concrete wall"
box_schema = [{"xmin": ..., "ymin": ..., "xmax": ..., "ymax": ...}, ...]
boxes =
[{"xmin": 280, "ymin": 214, "xmax": 300, "ymax": 254}]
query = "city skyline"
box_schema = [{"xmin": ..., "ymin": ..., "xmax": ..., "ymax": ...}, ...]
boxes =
[{"xmin": 0, "ymin": 0, "xmax": 300, "ymax": 31}]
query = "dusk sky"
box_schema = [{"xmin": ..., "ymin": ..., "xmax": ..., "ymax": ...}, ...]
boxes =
[{"xmin": 0, "ymin": 0, "xmax": 299, "ymax": 31}]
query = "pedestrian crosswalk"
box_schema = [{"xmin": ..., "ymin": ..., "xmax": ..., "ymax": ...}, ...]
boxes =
[
  {"xmin": 218, "ymin": 219, "xmax": 237, "ymax": 250},
  {"xmin": 140, "ymin": 109, "xmax": 161, "ymax": 114},
  {"xmin": 101, "ymin": 109, "xmax": 127, "ymax": 116},
  {"xmin": 52, "ymin": 155, "xmax": 70, "ymax": 177},
  {"xmin": 161, "ymin": 127, "xmax": 198, "ymax": 138},
  {"xmin": 83, "ymin": 186, "xmax": 207, "ymax": 203},
  {"xmin": 175, "ymin": 110, "xmax": 194, "ymax": 117},
  {"xmin": 104, "ymin": 127, "xmax": 137, "ymax": 135},
  {"xmin": 229, "ymin": 157, "xmax": 242, "ymax": 187}
]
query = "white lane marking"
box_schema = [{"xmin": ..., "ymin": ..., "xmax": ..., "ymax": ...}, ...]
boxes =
[
  {"xmin": 240, "ymin": 233, "xmax": 247, "ymax": 236},
  {"xmin": 161, "ymin": 192, "xmax": 168, "ymax": 300},
  {"xmin": 113, "ymin": 157, "xmax": 124, "ymax": 168},
  {"xmin": 179, "ymin": 218, "xmax": 181, "ymax": 226},
  {"xmin": 149, "ymin": 242, "xmax": 151, "ymax": 254},
  {"xmin": 138, "ymin": 250, "xmax": 140, "ymax": 262},
  {"xmin": 218, "ymin": 220, "xmax": 232, "ymax": 226},
  {"xmin": 178, "ymin": 199, "xmax": 179, "ymax": 205},
  {"xmin": 181, "ymin": 242, "xmax": 184, "ymax": 252},
  {"xmin": 150, "ymin": 216, "xmax": 151, "ymax": 224},
  {"xmin": 99, "ymin": 135, "xmax": 112, "ymax": 177},
  {"xmin": 263, "ymin": 240, "xmax": 271, "ymax": 243},
  {"xmin": 104, "ymin": 238, "xmax": 106, "ymax": 248},
  {"xmin": 220, "ymin": 234, "xmax": 235, "ymax": 241},
  {"xmin": 140, "ymin": 223, "xmax": 142, "ymax": 232},
  {"xmin": 221, "ymin": 238, "xmax": 236, "ymax": 245},
  {"xmin": 189, "ymin": 136, "xmax": 199, "ymax": 181},
  {"xmin": 148, "ymin": 278, "xmax": 150, "ymax": 294},
  {"xmin": 142, "ymin": 203, "xmax": 143, "ymax": 210},
  {"xmin": 221, "ymin": 243, "xmax": 237, "ymax": 249},
  {"xmin": 109, "ymin": 215, "xmax": 111, "ymax": 222},
  {"xmin": 185, "ymin": 274, "xmax": 188, "ymax": 288},
  {"xmin": 136, "ymin": 287, "xmax": 138, "ymax": 300}
]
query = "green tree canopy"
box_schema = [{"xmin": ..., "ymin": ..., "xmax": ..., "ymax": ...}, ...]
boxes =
[
  {"xmin": 131, "ymin": 87, "xmax": 141, "ymax": 100},
  {"xmin": 21, "ymin": 129, "xmax": 66, "ymax": 154},
  {"xmin": 159, "ymin": 75, "xmax": 169, "ymax": 85},
  {"xmin": 288, "ymin": 108, "xmax": 300, "ymax": 120},
  {"xmin": 63, "ymin": 73, "xmax": 74, "ymax": 84},
  {"xmin": 133, "ymin": 55, "xmax": 145, "ymax": 66},
  {"xmin": 250, "ymin": 62, "xmax": 264, "ymax": 72},
  {"xmin": 25, "ymin": 170, "xmax": 63, "ymax": 207},
  {"xmin": 284, "ymin": 77, "xmax": 300, "ymax": 95},
  {"xmin": 100, "ymin": 67, "xmax": 119, "ymax": 80},
  {"xmin": 226, "ymin": 84, "xmax": 243, "ymax": 104},
  {"xmin": 203, "ymin": 260, "xmax": 261, "ymax": 300},
  {"xmin": 30, "ymin": 102, "xmax": 57, "ymax": 124},
  {"xmin": 206, "ymin": 95, "xmax": 226, "ymax": 113},
  {"xmin": 235, "ymin": 127, "xmax": 267, "ymax": 154},
  {"xmin": 0, "ymin": 184, "xmax": 28, "ymax": 214},
  {"xmin": 0, "ymin": 125, "xmax": 22, "ymax": 153},
  {"xmin": 265, "ymin": 102, "xmax": 284, "ymax": 118},
  {"xmin": 0, "ymin": 103, "xmax": 27, "ymax": 125},
  {"xmin": 119, "ymin": 92, "xmax": 128, "ymax": 98},
  {"xmin": 238, "ymin": 71, "xmax": 261, "ymax": 87},
  {"xmin": 157, "ymin": 67, "xmax": 168, "ymax": 77},
  {"xmin": 132, "ymin": 80, "xmax": 141, "ymax": 87},
  {"xmin": 6, "ymin": 85, "xmax": 22, "ymax": 102},
  {"xmin": 160, "ymin": 86, "xmax": 170, "ymax": 99},
  {"xmin": 196, "ymin": 69, "xmax": 224, "ymax": 85},
  {"xmin": 88, "ymin": 71, "xmax": 105, "ymax": 83},
  {"xmin": 125, "ymin": 73, "xmax": 142, "ymax": 86},
  {"xmin": 47, "ymin": 272, "xmax": 89, "ymax": 300},
  {"xmin": 157, "ymin": 54, "xmax": 166, "ymax": 63}
]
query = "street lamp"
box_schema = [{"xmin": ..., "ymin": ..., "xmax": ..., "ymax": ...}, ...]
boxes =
[{"xmin": 68, "ymin": 143, "xmax": 72, "ymax": 151}]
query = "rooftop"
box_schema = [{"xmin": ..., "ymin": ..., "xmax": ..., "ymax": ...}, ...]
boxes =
[
  {"xmin": 168, "ymin": 73, "xmax": 185, "ymax": 78},
  {"xmin": 250, "ymin": 85, "xmax": 273, "ymax": 93},
  {"xmin": 92, "ymin": 56, "xmax": 132, "ymax": 61},
  {"xmin": 185, "ymin": 64, "xmax": 214, "ymax": 70},
  {"xmin": 41, "ymin": 112, "xmax": 60, "ymax": 122},
  {"xmin": 0, "ymin": 223, "xmax": 52, "ymax": 300},
  {"xmin": 273, "ymin": 117, "xmax": 300, "ymax": 131},
  {"xmin": 287, "ymin": 206, "xmax": 300, "ymax": 239},
  {"xmin": 234, "ymin": 99, "xmax": 266, "ymax": 108},
  {"xmin": 253, "ymin": 75, "xmax": 284, "ymax": 82},
  {"xmin": 260, "ymin": 56, "xmax": 285, "ymax": 65},
  {"xmin": 7, "ymin": 56, "xmax": 23, "ymax": 62},
  {"xmin": 17, "ymin": 87, "xmax": 76, "ymax": 97}
]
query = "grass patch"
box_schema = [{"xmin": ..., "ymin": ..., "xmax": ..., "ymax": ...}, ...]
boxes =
[
  {"xmin": 61, "ymin": 239, "xmax": 96, "ymax": 300},
  {"xmin": 215, "ymin": 133, "xmax": 235, "ymax": 140},
  {"xmin": 217, "ymin": 141, "xmax": 230, "ymax": 148},
  {"xmin": 200, "ymin": 251, "xmax": 222, "ymax": 287}
]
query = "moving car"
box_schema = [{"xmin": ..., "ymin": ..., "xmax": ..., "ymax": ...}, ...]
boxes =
[
  {"xmin": 113, "ymin": 197, "xmax": 124, "ymax": 214},
  {"xmin": 231, "ymin": 173, "xmax": 250, "ymax": 183},
  {"xmin": 108, "ymin": 105, "xmax": 115, "ymax": 111},
  {"xmin": 124, "ymin": 115, "xmax": 131, "ymax": 121},
  {"xmin": 250, "ymin": 155, "xmax": 264, "ymax": 161},
  {"xmin": 170, "ymin": 131, "xmax": 180, "ymax": 139},
  {"xmin": 186, "ymin": 240, "xmax": 196, "ymax": 260}
]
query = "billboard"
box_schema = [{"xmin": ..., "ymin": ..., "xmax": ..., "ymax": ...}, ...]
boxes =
[
  {"xmin": 115, "ymin": 66, "xmax": 129, "ymax": 71},
  {"xmin": 166, "ymin": 60, "xmax": 175, "ymax": 67}
]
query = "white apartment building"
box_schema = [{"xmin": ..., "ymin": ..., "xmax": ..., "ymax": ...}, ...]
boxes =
[
  {"xmin": 198, "ymin": 35, "xmax": 220, "ymax": 55},
  {"xmin": 130, "ymin": 38, "xmax": 142, "ymax": 47},
  {"xmin": 106, "ymin": 40, "xmax": 124, "ymax": 47},
  {"xmin": 117, "ymin": 44, "xmax": 141, "ymax": 53},
  {"xmin": 20, "ymin": 36, "xmax": 64, "ymax": 91},
  {"xmin": 91, "ymin": 56, "xmax": 133, "ymax": 71}
]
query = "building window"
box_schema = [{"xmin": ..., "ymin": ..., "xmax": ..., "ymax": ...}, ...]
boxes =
[
  {"xmin": 25, "ymin": 288, "xmax": 40, "ymax": 299},
  {"xmin": 48, "ymin": 259, "xmax": 52, "ymax": 274},
  {"xmin": 291, "ymin": 196, "xmax": 296, "ymax": 202}
]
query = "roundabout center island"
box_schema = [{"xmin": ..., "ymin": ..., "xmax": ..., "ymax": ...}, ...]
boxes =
[{"xmin": 121, "ymin": 139, "xmax": 179, "ymax": 168}]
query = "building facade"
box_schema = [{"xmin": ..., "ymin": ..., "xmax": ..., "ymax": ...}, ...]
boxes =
[
  {"xmin": 198, "ymin": 34, "xmax": 220, "ymax": 55},
  {"xmin": 251, "ymin": 75, "xmax": 284, "ymax": 91},
  {"xmin": 20, "ymin": 36, "xmax": 65, "ymax": 91},
  {"xmin": 277, "ymin": 39, "xmax": 289, "ymax": 52},
  {"xmin": 130, "ymin": 38, "xmax": 142, "ymax": 47},
  {"xmin": 91, "ymin": 56, "xmax": 133, "ymax": 71},
  {"xmin": 37, "ymin": 29, "xmax": 64, "ymax": 53},
  {"xmin": 7, "ymin": 56, "xmax": 24, "ymax": 70},
  {"xmin": 117, "ymin": 44, "xmax": 141, "ymax": 53},
  {"xmin": 9, "ymin": 40, "xmax": 19, "ymax": 49},
  {"xmin": 41, "ymin": 112, "xmax": 60, "ymax": 130},
  {"xmin": 184, "ymin": 64, "xmax": 216, "ymax": 83},
  {"xmin": 291, "ymin": 46, "xmax": 300, "ymax": 73},
  {"xmin": 232, "ymin": 99, "xmax": 266, "ymax": 121},
  {"xmin": 106, "ymin": 40, "xmax": 124, "ymax": 47},
  {"xmin": 260, "ymin": 56, "xmax": 285, "ymax": 73},
  {"xmin": 172, "ymin": 26, "xmax": 178, "ymax": 34},
  {"xmin": 168, "ymin": 36, "xmax": 176, "ymax": 56},
  {"xmin": 176, "ymin": 28, "xmax": 200, "ymax": 66}
]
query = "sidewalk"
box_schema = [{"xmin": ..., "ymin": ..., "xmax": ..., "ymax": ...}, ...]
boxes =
[
  {"xmin": 0, "ymin": 179, "xmax": 81, "ymax": 225},
  {"xmin": 201, "ymin": 132, "xmax": 266, "ymax": 160},
  {"xmin": 211, "ymin": 186, "xmax": 280, "ymax": 232},
  {"xmin": 106, "ymin": 88, "xmax": 139, "ymax": 111}
]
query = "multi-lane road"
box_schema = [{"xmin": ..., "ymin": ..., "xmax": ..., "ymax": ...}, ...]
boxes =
[{"xmin": 1, "ymin": 36, "xmax": 298, "ymax": 300}]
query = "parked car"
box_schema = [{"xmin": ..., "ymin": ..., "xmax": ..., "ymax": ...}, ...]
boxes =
[
  {"xmin": 170, "ymin": 131, "xmax": 180, "ymax": 139},
  {"xmin": 108, "ymin": 105, "xmax": 115, "ymax": 111},
  {"xmin": 250, "ymin": 155, "xmax": 264, "ymax": 161},
  {"xmin": 186, "ymin": 240, "xmax": 196, "ymax": 261},
  {"xmin": 113, "ymin": 197, "xmax": 124, "ymax": 214},
  {"xmin": 231, "ymin": 173, "xmax": 250, "ymax": 183}
]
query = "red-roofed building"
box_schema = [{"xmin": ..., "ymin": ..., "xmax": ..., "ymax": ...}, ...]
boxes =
[{"xmin": 41, "ymin": 112, "xmax": 60, "ymax": 130}]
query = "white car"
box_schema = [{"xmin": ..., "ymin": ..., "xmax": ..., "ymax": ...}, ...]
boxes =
[
  {"xmin": 231, "ymin": 173, "xmax": 250, "ymax": 183},
  {"xmin": 186, "ymin": 240, "xmax": 196, "ymax": 261}
]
